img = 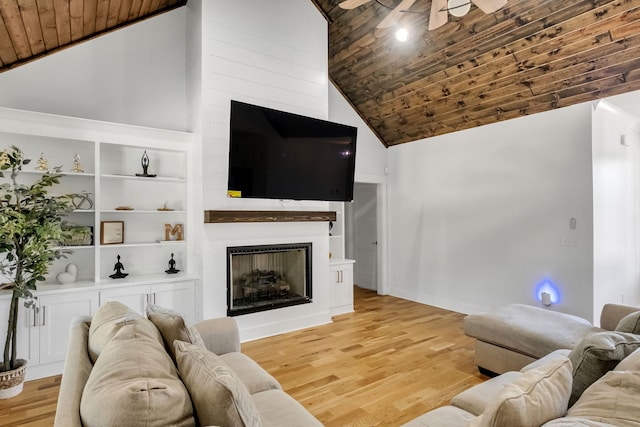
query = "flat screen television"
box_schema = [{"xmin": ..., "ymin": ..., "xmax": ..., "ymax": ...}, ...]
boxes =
[{"xmin": 227, "ymin": 100, "xmax": 357, "ymax": 202}]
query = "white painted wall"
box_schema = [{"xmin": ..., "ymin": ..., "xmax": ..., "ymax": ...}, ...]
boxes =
[
  {"xmin": 386, "ymin": 104, "xmax": 596, "ymax": 320},
  {"xmin": 0, "ymin": 10, "xmax": 187, "ymax": 131},
  {"xmin": 328, "ymin": 83, "xmax": 388, "ymax": 181},
  {"xmin": 592, "ymin": 101, "xmax": 640, "ymax": 319}
]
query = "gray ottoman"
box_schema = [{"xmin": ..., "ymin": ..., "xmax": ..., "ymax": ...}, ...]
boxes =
[{"xmin": 463, "ymin": 304, "xmax": 603, "ymax": 374}]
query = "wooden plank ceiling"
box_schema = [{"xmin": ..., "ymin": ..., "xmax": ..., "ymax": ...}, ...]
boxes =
[
  {"xmin": 311, "ymin": 0, "xmax": 640, "ymax": 146},
  {"xmin": 0, "ymin": 0, "xmax": 186, "ymax": 73}
]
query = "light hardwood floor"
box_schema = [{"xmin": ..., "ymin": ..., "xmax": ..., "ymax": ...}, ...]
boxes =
[{"xmin": 0, "ymin": 287, "xmax": 488, "ymax": 426}]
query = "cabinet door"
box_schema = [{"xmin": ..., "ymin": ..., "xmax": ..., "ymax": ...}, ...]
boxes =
[
  {"xmin": 99, "ymin": 286, "xmax": 150, "ymax": 315},
  {"xmin": 330, "ymin": 263, "xmax": 354, "ymax": 316},
  {"xmin": 0, "ymin": 299, "xmax": 35, "ymax": 365},
  {"xmin": 151, "ymin": 281, "xmax": 195, "ymax": 324},
  {"xmin": 38, "ymin": 291, "xmax": 99, "ymax": 364}
]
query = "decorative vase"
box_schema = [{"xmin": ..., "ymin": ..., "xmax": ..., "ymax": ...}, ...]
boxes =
[{"xmin": 0, "ymin": 359, "xmax": 27, "ymax": 399}]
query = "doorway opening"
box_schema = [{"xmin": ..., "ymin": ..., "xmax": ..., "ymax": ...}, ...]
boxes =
[{"xmin": 345, "ymin": 182, "xmax": 383, "ymax": 293}]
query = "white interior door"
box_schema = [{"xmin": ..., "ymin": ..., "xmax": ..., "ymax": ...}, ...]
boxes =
[{"xmin": 353, "ymin": 183, "xmax": 378, "ymax": 291}]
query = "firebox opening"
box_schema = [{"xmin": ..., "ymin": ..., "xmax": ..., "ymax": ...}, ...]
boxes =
[{"xmin": 227, "ymin": 243, "xmax": 312, "ymax": 316}]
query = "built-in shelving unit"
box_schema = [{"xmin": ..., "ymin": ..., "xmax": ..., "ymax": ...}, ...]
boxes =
[
  {"xmin": 0, "ymin": 107, "xmax": 197, "ymax": 380},
  {"xmin": 329, "ymin": 201, "xmax": 355, "ymax": 315}
]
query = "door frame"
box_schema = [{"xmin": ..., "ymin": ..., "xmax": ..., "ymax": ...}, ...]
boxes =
[{"xmin": 349, "ymin": 175, "xmax": 388, "ymax": 295}]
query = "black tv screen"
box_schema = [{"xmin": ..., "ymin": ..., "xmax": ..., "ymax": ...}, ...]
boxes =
[{"xmin": 227, "ymin": 100, "xmax": 357, "ymax": 202}]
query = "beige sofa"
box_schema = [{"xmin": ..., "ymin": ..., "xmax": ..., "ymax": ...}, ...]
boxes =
[
  {"xmin": 54, "ymin": 301, "xmax": 322, "ymax": 427},
  {"xmin": 463, "ymin": 303, "xmax": 639, "ymax": 375},
  {"xmin": 405, "ymin": 317, "xmax": 640, "ymax": 426}
]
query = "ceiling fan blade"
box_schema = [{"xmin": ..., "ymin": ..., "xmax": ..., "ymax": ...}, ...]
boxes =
[
  {"xmin": 471, "ymin": 0, "xmax": 507, "ymax": 14},
  {"xmin": 377, "ymin": 0, "xmax": 418, "ymax": 28},
  {"xmin": 428, "ymin": 0, "xmax": 448, "ymax": 30},
  {"xmin": 338, "ymin": 0, "xmax": 373, "ymax": 10}
]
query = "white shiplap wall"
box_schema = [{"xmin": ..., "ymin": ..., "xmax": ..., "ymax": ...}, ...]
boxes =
[{"xmin": 195, "ymin": 0, "xmax": 333, "ymax": 341}]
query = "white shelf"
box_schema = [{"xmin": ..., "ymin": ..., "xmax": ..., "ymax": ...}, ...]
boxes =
[
  {"xmin": 52, "ymin": 245, "xmax": 95, "ymax": 250},
  {"xmin": 101, "ymin": 174, "xmax": 186, "ymax": 183},
  {"xmin": 100, "ymin": 241, "xmax": 187, "ymax": 248},
  {"xmin": 19, "ymin": 170, "xmax": 95, "ymax": 177},
  {"xmin": 101, "ymin": 210, "xmax": 186, "ymax": 214}
]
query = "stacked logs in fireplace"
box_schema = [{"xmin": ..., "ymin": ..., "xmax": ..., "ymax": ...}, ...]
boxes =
[
  {"xmin": 227, "ymin": 242, "xmax": 312, "ymax": 316},
  {"xmin": 237, "ymin": 269, "xmax": 292, "ymax": 303}
]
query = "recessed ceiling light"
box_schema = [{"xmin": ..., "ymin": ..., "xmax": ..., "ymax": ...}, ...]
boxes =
[{"xmin": 396, "ymin": 28, "xmax": 409, "ymax": 42}]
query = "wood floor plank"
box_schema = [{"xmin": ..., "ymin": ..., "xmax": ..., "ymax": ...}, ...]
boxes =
[
  {"xmin": 242, "ymin": 287, "xmax": 488, "ymax": 426},
  {"xmin": 0, "ymin": 287, "xmax": 487, "ymax": 426}
]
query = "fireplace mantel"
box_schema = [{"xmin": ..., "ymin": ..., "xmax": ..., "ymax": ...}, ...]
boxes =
[{"xmin": 204, "ymin": 210, "xmax": 336, "ymax": 224}]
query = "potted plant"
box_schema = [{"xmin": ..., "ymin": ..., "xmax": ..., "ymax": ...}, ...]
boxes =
[{"xmin": 0, "ymin": 146, "xmax": 74, "ymax": 398}]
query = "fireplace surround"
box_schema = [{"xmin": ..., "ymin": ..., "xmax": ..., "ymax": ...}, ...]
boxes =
[{"xmin": 227, "ymin": 242, "xmax": 312, "ymax": 316}]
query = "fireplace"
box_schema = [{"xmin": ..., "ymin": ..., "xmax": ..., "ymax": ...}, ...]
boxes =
[{"xmin": 227, "ymin": 243, "xmax": 312, "ymax": 316}]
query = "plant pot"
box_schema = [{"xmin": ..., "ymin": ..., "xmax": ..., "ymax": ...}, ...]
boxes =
[{"xmin": 0, "ymin": 359, "xmax": 27, "ymax": 399}]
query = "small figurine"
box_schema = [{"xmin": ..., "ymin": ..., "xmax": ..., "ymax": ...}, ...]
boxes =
[
  {"xmin": 109, "ymin": 255, "xmax": 129, "ymax": 279},
  {"xmin": 135, "ymin": 150, "xmax": 156, "ymax": 177},
  {"xmin": 71, "ymin": 191, "xmax": 94, "ymax": 210},
  {"xmin": 71, "ymin": 153, "xmax": 84, "ymax": 173},
  {"xmin": 36, "ymin": 152, "xmax": 49, "ymax": 172},
  {"xmin": 165, "ymin": 253, "xmax": 180, "ymax": 274}
]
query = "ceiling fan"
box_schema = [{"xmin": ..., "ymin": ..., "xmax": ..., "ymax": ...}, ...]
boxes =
[{"xmin": 338, "ymin": 0, "xmax": 507, "ymax": 31}]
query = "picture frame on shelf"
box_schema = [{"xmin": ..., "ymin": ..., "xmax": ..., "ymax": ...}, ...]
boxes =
[{"xmin": 100, "ymin": 221, "xmax": 124, "ymax": 245}]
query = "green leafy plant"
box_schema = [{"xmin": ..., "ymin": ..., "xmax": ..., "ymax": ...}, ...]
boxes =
[{"xmin": 0, "ymin": 146, "xmax": 74, "ymax": 373}]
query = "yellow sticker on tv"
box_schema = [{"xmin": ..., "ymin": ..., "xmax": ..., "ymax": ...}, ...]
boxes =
[{"xmin": 227, "ymin": 190, "xmax": 242, "ymax": 198}]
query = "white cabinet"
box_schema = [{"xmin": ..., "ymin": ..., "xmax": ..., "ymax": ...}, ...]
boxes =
[
  {"xmin": 36, "ymin": 291, "xmax": 98, "ymax": 365},
  {"xmin": 329, "ymin": 260, "xmax": 355, "ymax": 316},
  {"xmin": 152, "ymin": 281, "xmax": 196, "ymax": 324},
  {"xmin": 99, "ymin": 280, "xmax": 196, "ymax": 324},
  {"xmin": 0, "ymin": 298, "xmax": 33, "ymax": 366},
  {"xmin": 0, "ymin": 290, "xmax": 98, "ymax": 380}
]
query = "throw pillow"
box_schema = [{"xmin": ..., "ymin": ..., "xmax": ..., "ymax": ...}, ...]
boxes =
[
  {"xmin": 565, "ymin": 371, "xmax": 640, "ymax": 427},
  {"xmin": 469, "ymin": 356, "xmax": 572, "ymax": 427},
  {"xmin": 147, "ymin": 313, "xmax": 203, "ymax": 363},
  {"xmin": 615, "ymin": 311, "xmax": 640, "ymax": 335},
  {"xmin": 88, "ymin": 301, "xmax": 141, "ymax": 363},
  {"xmin": 568, "ymin": 331, "xmax": 640, "ymax": 406},
  {"xmin": 174, "ymin": 340, "xmax": 263, "ymax": 427},
  {"xmin": 147, "ymin": 304, "xmax": 206, "ymax": 347},
  {"xmin": 81, "ymin": 318, "xmax": 195, "ymax": 427}
]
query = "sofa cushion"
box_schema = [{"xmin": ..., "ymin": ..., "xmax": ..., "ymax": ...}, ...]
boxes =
[
  {"xmin": 174, "ymin": 340, "xmax": 262, "ymax": 427},
  {"xmin": 451, "ymin": 371, "xmax": 522, "ymax": 416},
  {"xmin": 80, "ymin": 317, "xmax": 195, "ymax": 427},
  {"xmin": 401, "ymin": 406, "xmax": 477, "ymax": 427},
  {"xmin": 470, "ymin": 356, "xmax": 572, "ymax": 427},
  {"xmin": 543, "ymin": 418, "xmax": 620, "ymax": 426},
  {"xmin": 252, "ymin": 389, "xmax": 324, "ymax": 427},
  {"xmin": 568, "ymin": 331, "xmax": 640, "ymax": 406},
  {"xmin": 220, "ymin": 352, "xmax": 282, "ymax": 394},
  {"xmin": 88, "ymin": 301, "xmax": 140, "ymax": 363},
  {"xmin": 615, "ymin": 348, "xmax": 640, "ymax": 372},
  {"xmin": 564, "ymin": 371, "xmax": 640, "ymax": 427},
  {"xmin": 146, "ymin": 304, "xmax": 205, "ymax": 363},
  {"xmin": 615, "ymin": 311, "xmax": 640, "ymax": 335}
]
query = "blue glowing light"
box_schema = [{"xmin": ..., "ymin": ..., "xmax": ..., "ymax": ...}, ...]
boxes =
[{"xmin": 535, "ymin": 280, "xmax": 561, "ymax": 305}]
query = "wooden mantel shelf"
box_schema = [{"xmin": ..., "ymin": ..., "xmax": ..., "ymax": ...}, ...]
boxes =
[{"xmin": 204, "ymin": 210, "xmax": 336, "ymax": 223}]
